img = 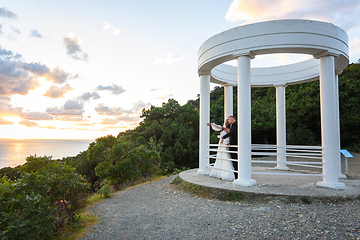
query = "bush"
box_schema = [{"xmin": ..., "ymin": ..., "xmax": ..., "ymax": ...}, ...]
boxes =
[
  {"xmin": 0, "ymin": 156, "xmax": 90, "ymax": 239},
  {"xmin": 98, "ymin": 179, "xmax": 112, "ymax": 198},
  {"xmin": 94, "ymin": 139, "xmax": 161, "ymax": 189},
  {"xmin": 0, "ymin": 177, "xmax": 56, "ymax": 239}
]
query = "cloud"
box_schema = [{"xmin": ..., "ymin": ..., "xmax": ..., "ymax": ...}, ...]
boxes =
[
  {"xmin": 22, "ymin": 62, "xmax": 49, "ymax": 75},
  {"xmin": 95, "ymin": 84, "xmax": 125, "ymax": 95},
  {"xmin": 95, "ymin": 101, "xmax": 146, "ymax": 124},
  {"xmin": 75, "ymin": 122, "xmax": 94, "ymax": 127},
  {"xmin": 24, "ymin": 63, "xmax": 78, "ymax": 84},
  {"xmin": 43, "ymin": 84, "xmax": 73, "ymax": 98},
  {"xmin": 116, "ymin": 114, "xmax": 139, "ymax": 122},
  {"xmin": 95, "ymin": 103, "xmax": 132, "ymax": 116},
  {"xmin": 63, "ymin": 33, "xmax": 89, "ymax": 61},
  {"xmin": 0, "ymin": 69, "xmax": 40, "ymax": 96},
  {"xmin": 75, "ymin": 127, "xmax": 91, "ymax": 131},
  {"xmin": 39, "ymin": 126, "xmax": 56, "ymax": 129},
  {"xmin": 0, "ymin": 47, "xmax": 21, "ymax": 60},
  {"xmin": 133, "ymin": 100, "xmax": 151, "ymax": 112},
  {"xmin": 45, "ymin": 67, "xmax": 78, "ymax": 84},
  {"xmin": 46, "ymin": 100, "xmax": 84, "ymax": 116},
  {"xmin": 0, "ymin": 118, "xmax": 13, "ymax": 125},
  {"xmin": 156, "ymin": 93, "xmax": 174, "ymax": 100},
  {"xmin": 78, "ymin": 91, "xmax": 100, "ymax": 101},
  {"xmin": 101, "ymin": 118, "xmax": 120, "ymax": 125},
  {"xmin": 0, "ymin": 99, "xmax": 22, "ymax": 116},
  {"xmin": 0, "ymin": 8, "xmax": 17, "ymax": 19},
  {"xmin": 20, "ymin": 111, "xmax": 53, "ymax": 120},
  {"xmin": 350, "ymin": 38, "xmax": 360, "ymax": 55},
  {"xmin": 154, "ymin": 53, "xmax": 184, "ymax": 65},
  {"xmin": 0, "ymin": 99, "xmax": 54, "ymax": 124},
  {"xmin": 46, "ymin": 107, "xmax": 84, "ymax": 116},
  {"xmin": 64, "ymin": 100, "xmax": 84, "ymax": 110},
  {"xmin": 0, "ymin": 46, "xmax": 77, "ymax": 97},
  {"xmin": 225, "ymin": 0, "xmax": 360, "ymax": 31},
  {"xmin": 57, "ymin": 116, "xmax": 84, "ymax": 122},
  {"xmin": 29, "ymin": 29, "xmax": 43, "ymax": 38},
  {"xmin": 102, "ymin": 22, "xmax": 121, "ymax": 35},
  {"xmin": 0, "ymin": 50, "xmax": 40, "ymax": 96},
  {"xmin": 10, "ymin": 26, "xmax": 20, "ymax": 34},
  {"xmin": 19, "ymin": 120, "xmax": 38, "ymax": 127}
]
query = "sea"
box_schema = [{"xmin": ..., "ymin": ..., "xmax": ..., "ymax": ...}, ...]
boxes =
[{"xmin": 0, "ymin": 139, "xmax": 93, "ymax": 169}]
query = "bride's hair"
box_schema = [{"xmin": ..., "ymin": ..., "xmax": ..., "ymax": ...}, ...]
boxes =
[{"xmin": 224, "ymin": 121, "xmax": 230, "ymax": 129}]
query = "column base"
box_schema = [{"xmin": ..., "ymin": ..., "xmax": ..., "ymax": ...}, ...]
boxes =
[
  {"xmin": 233, "ymin": 179, "xmax": 257, "ymax": 187},
  {"xmin": 316, "ymin": 181, "xmax": 346, "ymax": 190},
  {"xmin": 274, "ymin": 166, "xmax": 289, "ymax": 171},
  {"xmin": 197, "ymin": 169, "xmax": 209, "ymax": 175},
  {"xmin": 338, "ymin": 174, "xmax": 347, "ymax": 179}
]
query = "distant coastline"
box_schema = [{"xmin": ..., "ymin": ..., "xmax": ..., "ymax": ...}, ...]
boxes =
[
  {"xmin": 0, "ymin": 139, "xmax": 93, "ymax": 169},
  {"xmin": 0, "ymin": 138, "xmax": 94, "ymax": 141}
]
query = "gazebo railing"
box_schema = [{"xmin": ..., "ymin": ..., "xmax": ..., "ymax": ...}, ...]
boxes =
[{"xmin": 206, "ymin": 143, "xmax": 324, "ymax": 177}]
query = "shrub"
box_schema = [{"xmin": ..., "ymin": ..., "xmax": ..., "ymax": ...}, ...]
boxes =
[
  {"xmin": 0, "ymin": 177, "xmax": 56, "ymax": 239},
  {"xmin": 0, "ymin": 156, "xmax": 90, "ymax": 239},
  {"xmin": 98, "ymin": 179, "xmax": 112, "ymax": 198}
]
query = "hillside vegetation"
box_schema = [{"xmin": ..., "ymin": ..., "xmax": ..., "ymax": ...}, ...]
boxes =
[{"xmin": 1, "ymin": 63, "xmax": 360, "ymax": 239}]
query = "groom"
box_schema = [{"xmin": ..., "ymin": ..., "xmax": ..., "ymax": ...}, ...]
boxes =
[{"xmin": 221, "ymin": 116, "xmax": 238, "ymax": 179}]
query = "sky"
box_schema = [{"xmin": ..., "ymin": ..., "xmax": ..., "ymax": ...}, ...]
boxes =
[{"xmin": 1, "ymin": 0, "xmax": 360, "ymax": 140}]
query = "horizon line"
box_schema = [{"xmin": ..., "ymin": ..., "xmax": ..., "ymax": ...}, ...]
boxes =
[{"xmin": 0, "ymin": 138, "xmax": 95, "ymax": 141}]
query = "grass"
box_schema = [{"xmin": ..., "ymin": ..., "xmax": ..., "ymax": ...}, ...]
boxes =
[
  {"xmin": 171, "ymin": 176, "xmax": 246, "ymax": 202},
  {"xmin": 171, "ymin": 176, "xmax": 360, "ymax": 205},
  {"xmin": 50, "ymin": 194, "xmax": 102, "ymax": 240},
  {"xmin": 301, "ymin": 196, "xmax": 312, "ymax": 204}
]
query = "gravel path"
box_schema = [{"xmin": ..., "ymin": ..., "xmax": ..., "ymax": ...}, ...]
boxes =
[{"xmin": 81, "ymin": 175, "xmax": 360, "ymax": 239}]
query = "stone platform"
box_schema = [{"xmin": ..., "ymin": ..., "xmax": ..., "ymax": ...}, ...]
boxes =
[{"xmin": 179, "ymin": 167, "xmax": 360, "ymax": 198}]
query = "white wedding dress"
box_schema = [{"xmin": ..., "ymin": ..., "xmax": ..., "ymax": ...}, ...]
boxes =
[{"xmin": 209, "ymin": 123, "xmax": 235, "ymax": 181}]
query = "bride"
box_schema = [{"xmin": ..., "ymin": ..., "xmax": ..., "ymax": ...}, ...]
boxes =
[{"xmin": 208, "ymin": 120, "xmax": 235, "ymax": 181}]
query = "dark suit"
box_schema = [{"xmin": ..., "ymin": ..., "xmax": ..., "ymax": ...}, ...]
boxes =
[{"xmin": 222, "ymin": 122, "xmax": 238, "ymax": 178}]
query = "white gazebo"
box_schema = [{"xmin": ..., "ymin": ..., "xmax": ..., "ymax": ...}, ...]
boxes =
[{"xmin": 197, "ymin": 19, "xmax": 349, "ymax": 189}]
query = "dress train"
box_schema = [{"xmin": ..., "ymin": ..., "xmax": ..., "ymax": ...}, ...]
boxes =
[{"xmin": 209, "ymin": 129, "xmax": 235, "ymax": 181}]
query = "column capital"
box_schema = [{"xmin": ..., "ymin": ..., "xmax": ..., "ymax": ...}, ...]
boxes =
[
  {"xmin": 198, "ymin": 70, "xmax": 211, "ymax": 76},
  {"xmin": 273, "ymin": 82, "xmax": 287, "ymax": 88},
  {"xmin": 233, "ymin": 50, "xmax": 255, "ymax": 59},
  {"xmin": 222, "ymin": 83, "xmax": 236, "ymax": 87},
  {"xmin": 313, "ymin": 50, "xmax": 340, "ymax": 59},
  {"xmin": 335, "ymin": 70, "xmax": 343, "ymax": 75}
]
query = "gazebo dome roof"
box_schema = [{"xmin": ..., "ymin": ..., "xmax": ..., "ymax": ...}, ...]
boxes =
[{"xmin": 198, "ymin": 19, "xmax": 349, "ymax": 87}]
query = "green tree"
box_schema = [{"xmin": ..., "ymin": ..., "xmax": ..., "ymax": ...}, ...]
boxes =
[
  {"xmin": 126, "ymin": 98, "xmax": 199, "ymax": 171},
  {"xmin": 286, "ymin": 81, "xmax": 321, "ymax": 145},
  {"xmin": 251, "ymin": 87, "xmax": 276, "ymax": 144},
  {"xmin": 339, "ymin": 63, "xmax": 360, "ymax": 149}
]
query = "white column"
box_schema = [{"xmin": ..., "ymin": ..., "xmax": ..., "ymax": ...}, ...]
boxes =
[
  {"xmin": 335, "ymin": 74, "xmax": 346, "ymax": 178},
  {"xmin": 198, "ymin": 74, "xmax": 210, "ymax": 175},
  {"xmin": 233, "ymin": 52, "xmax": 256, "ymax": 186},
  {"xmin": 315, "ymin": 53, "xmax": 345, "ymax": 189},
  {"xmin": 224, "ymin": 84, "xmax": 233, "ymax": 120},
  {"xmin": 274, "ymin": 84, "xmax": 289, "ymax": 170}
]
